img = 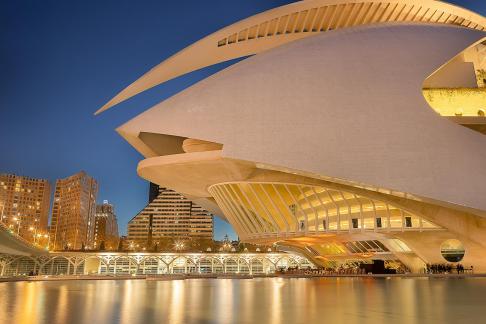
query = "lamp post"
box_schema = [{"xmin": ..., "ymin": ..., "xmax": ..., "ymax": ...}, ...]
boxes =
[
  {"xmin": 174, "ymin": 240, "xmax": 185, "ymax": 251},
  {"xmin": 44, "ymin": 234, "xmax": 50, "ymax": 250},
  {"xmin": 0, "ymin": 203, "xmax": 5, "ymax": 225},
  {"xmin": 13, "ymin": 217, "xmax": 21, "ymax": 235},
  {"xmin": 29, "ymin": 226, "xmax": 34, "ymax": 242}
]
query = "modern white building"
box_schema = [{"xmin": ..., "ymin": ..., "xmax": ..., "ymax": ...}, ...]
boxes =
[{"xmin": 99, "ymin": 1, "xmax": 486, "ymax": 272}]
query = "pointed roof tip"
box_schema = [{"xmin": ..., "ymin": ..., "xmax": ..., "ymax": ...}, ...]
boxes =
[
  {"xmin": 94, "ymin": 101, "xmax": 113, "ymax": 116},
  {"xmin": 94, "ymin": 106, "xmax": 105, "ymax": 116}
]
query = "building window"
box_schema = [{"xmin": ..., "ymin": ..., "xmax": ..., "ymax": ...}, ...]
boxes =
[
  {"xmin": 376, "ymin": 217, "xmax": 382, "ymax": 228},
  {"xmin": 405, "ymin": 216, "xmax": 412, "ymax": 228},
  {"xmin": 299, "ymin": 220, "xmax": 305, "ymax": 231}
]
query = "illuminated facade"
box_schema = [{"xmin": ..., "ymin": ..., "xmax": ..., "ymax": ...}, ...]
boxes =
[
  {"xmin": 0, "ymin": 173, "xmax": 50, "ymax": 245},
  {"xmin": 99, "ymin": 1, "xmax": 486, "ymax": 272},
  {"xmin": 128, "ymin": 186, "xmax": 213, "ymax": 246},
  {"xmin": 94, "ymin": 200, "xmax": 119, "ymax": 250},
  {"xmin": 49, "ymin": 171, "xmax": 98, "ymax": 251}
]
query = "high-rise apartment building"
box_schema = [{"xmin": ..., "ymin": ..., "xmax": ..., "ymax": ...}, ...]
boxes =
[
  {"xmin": 127, "ymin": 184, "xmax": 213, "ymax": 246},
  {"xmin": 94, "ymin": 200, "xmax": 119, "ymax": 250},
  {"xmin": 49, "ymin": 171, "xmax": 98, "ymax": 250},
  {"xmin": 0, "ymin": 173, "xmax": 51, "ymax": 244}
]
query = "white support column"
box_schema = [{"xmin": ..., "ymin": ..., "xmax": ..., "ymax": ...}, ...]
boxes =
[
  {"xmin": 296, "ymin": 186, "xmax": 318, "ymax": 235},
  {"xmin": 273, "ymin": 184, "xmax": 299, "ymax": 233},
  {"xmin": 226, "ymin": 184, "xmax": 261, "ymax": 234},
  {"xmin": 239, "ymin": 184, "xmax": 272, "ymax": 234},
  {"xmin": 338, "ymin": 191, "xmax": 351, "ymax": 233},
  {"xmin": 218, "ymin": 186, "xmax": 253, "ymax": 235},
  {"xmin": 284, "ymin": 185, "xmax": 309, "ymax": 234},
  {"xmin": 248, "ymin": 184, "xmax": 280, "ymax": 235},
  {"xmin": 325, "ymin": 189, "xmax": 340, "ymax": 231},
  {"xmin": 312, "ymin": 188, "xmax": 327, "ymax": 232},
  {"xmin": 261, "ymin": 184, "xmax": 290, "ymax": 235},
  {"xmin": 386, "ymin": 203, "xmax": 391, "ymax": 233}
]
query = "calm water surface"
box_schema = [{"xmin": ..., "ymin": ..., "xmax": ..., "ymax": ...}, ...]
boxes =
[{"xmin": 1, "ymin": 277, "xmax": 486, "ymax": 324}]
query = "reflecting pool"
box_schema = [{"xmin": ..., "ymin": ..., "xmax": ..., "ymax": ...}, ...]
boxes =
[{"xmin": 1, "ymin": 277, "xmax": 486, "ymax": 324}]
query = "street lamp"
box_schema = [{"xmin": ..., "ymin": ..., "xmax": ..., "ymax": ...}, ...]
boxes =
[
  {"xmin": 36, "ymin": 233, "xmax": 42, "ymax": 245},
  {"xmin": 174, "ymin": 241, "xmax": 185, "ymax": 251},
  {"xmin": 0, "ymin": 203, "xmax": 5, "ymax": 224},
  {"xmin": 44, "ymin": 234, "xmax": 50, "ymax": 250},
  {"xmin": 13, "ymin": 217, "xmax": 20, "ymax": 235}
]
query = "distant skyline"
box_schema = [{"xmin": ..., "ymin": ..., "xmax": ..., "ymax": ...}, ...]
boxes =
[{"xmin": 1, "ymin": 0, "xmax": 484, "ymax": 239}]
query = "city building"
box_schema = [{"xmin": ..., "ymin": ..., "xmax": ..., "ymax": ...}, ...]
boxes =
[
  {"xmin": 99, "ymin": 1, "xmax": 486, "ymax": 272},
  {"xmin": 0, "ymin": 173, "xmax": 51, "ymax": 245},
  {"xmin": 49, "ymin": 171, "xmax": 98, "ymax": 251},
  {"xmin": 127, "ymin": 184, "xmax": 213, "ymax": 247},
  {"xmin": 93, "ymin": 200, "xmax": 119, "ymax": 250}
]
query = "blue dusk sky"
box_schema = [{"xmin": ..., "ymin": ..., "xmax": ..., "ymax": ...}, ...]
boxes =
[{"xmin": 1, "ymin": 0, "xmax": 485, "ymax": 239}]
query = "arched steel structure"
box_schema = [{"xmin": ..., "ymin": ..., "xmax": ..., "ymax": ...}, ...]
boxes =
[{"xmin": 0, "ymin": 252, "xmax": 313, "ymax": 276}]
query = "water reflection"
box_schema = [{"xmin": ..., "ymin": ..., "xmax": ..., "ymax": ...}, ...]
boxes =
[{"xmin": 1, "ymin": 278, "xmax": 486, "ymax": 324}]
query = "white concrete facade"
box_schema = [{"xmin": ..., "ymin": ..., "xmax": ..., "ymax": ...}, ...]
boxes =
[{"xmin": 99, "ymin": 1, "xmax": 486, "ymax": 272}]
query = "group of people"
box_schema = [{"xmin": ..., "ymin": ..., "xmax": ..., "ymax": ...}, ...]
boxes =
[
  {"xmin": 279, "ymin": 266, "xmax": 367, "ymax": 275},
  {"xmin": 425, "ymin": 263, "xmax": 471, "ymax": 274}
]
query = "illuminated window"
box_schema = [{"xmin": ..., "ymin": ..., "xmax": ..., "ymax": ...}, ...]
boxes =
[
  {"xmin": 376, "ymin": 217, "xmax": 382, "ymax": 228},
  {"xmin": 405, "ymin": 217, "xmax": 412, "ymax": 228}
]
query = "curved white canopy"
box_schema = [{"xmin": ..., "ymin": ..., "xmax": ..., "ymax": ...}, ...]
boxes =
[{"xmin": 97, "ymin": 0, "xmax": 486, "ymax": 114}]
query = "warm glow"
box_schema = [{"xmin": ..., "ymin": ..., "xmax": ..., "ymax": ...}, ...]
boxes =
[{"xmin": 423, "ymin": 88, "xmax": 486, "ymax": 117}]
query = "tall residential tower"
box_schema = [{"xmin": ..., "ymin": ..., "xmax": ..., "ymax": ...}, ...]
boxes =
[
  {"xmin": 127, "ymin": 185, "xmax": 213, "ymax": 247},
  {"xmin": 49, "ymin": 171, "xmax": 98, "ymax": 250},
  {"xmin": 0, "ymin": 173, "xmax": 50, "ymax": 244},
  {"xmin": 94, "ymin": 200, "xmax": 119, "ymax": 250}
]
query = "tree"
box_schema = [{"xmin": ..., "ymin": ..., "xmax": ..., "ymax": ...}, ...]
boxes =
[{"xmin": 99, "ymin": 241, "xmax": 105, "ymax": 251}]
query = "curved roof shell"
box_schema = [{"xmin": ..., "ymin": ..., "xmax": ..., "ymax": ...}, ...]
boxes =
[
  {"xmin": 119, "ymin": 24, "xmax": 486, "ymax": 212},
  {"xmin": 97, "ymin": 0, "xmax": 486, "ymax": 114}
]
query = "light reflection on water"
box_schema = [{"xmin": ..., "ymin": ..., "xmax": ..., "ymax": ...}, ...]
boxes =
[{"xmin": 1, "ymin": 278, "xmax": 486, "ymax": 324}]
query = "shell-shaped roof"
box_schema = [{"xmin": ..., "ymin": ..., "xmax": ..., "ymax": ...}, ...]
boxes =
[{"xmin": 97, "ymin": 0, "xmax": 486, "ymax": 114}]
